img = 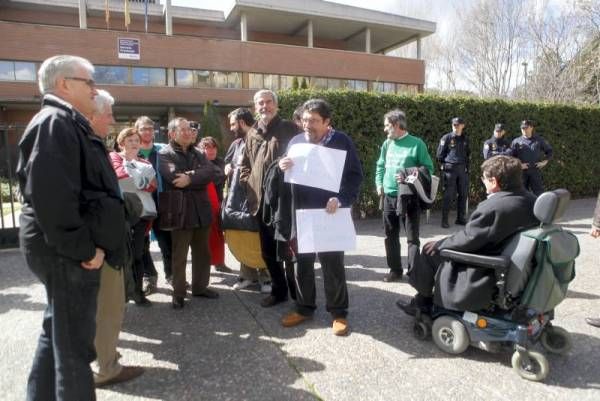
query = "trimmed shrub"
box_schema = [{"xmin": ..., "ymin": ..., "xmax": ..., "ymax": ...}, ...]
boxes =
[{"xmin": 278, "ymin": 90, "xmax": 600, "ymax": 216}]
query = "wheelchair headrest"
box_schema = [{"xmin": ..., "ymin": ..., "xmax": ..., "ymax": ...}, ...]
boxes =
[{"xmin": 533, "ymin": 189, "xmax": 570, "ymax": 224}]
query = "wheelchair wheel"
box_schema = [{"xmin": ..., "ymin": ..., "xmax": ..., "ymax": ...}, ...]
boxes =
[
  {"xmin": 540, "ymin": 326, "xmax": 572, "ymax": 355},
  {"xmin": 413, "ymin": 321, "xmax": 430, "ymax": 340},
  {"xmin": 511, "ymin": 350, "xmax": 549, "ymax": 381},
  {"xmin": 432, "ymin": 316, "xmax": 469, "ymax": 354}
]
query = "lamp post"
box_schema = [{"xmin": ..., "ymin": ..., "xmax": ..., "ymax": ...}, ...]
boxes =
[{"xmin": 522, "ymin": 61, "xmax": 528, "ymax": 95}]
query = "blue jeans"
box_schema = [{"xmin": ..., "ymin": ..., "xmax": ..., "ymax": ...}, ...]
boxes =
[{"xmin": 23, "ymin": 248, "xmax": 100, "ymax": 401}]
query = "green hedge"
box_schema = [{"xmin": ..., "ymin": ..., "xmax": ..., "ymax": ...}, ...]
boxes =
[{"xmin": 277, "ymin": 90, "xmax": 600, "ymax": 216}]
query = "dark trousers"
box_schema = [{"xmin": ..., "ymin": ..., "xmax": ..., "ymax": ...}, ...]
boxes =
[
  {"xmin": 442, "ymin": 163, "xmax": 468, "ymax": 219},
  {"xmin": 408, "ymin": 249, "xmax": 443, "ymax": 298},
  {"xmin": 523, "ymin": 168, "xmax": 544, "ymax": 196},
  {"xmin": 152, "ymin": 219, "xmax": 172, "ymax": 279},
  {"xmin": 131, "ymin": 220, "xmax": 151, "ymax": 300},
  {"xmin": 171, "ymin": 227, "xmax": 211, "ymax": 298},
  {"xmin": 142, "ymin": 236, "xmax": 157, "ymax": 278},
  {"xmin": 382, "ymin": 194, "xmax": 421, "ymax": 273},
  {"xmin": 294, "ymin": 251, "xmax": 348, "ymax": 319},
  {"xmin": 23, "ymin": 248, "xmax": 100, "ymax": 401},
  {"xmin": 258, "ymin": 219, "xmax": 294, "ymax": 300}
]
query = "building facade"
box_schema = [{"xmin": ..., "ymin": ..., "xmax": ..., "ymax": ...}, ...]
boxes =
[{"xmin": 0, "ymin": 0, "xmax": 435, "ymax": 137}]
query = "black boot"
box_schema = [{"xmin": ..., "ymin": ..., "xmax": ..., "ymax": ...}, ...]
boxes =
[{"xmin": 441, "ymin": 211, "xmax": 450, "ymax": 228}]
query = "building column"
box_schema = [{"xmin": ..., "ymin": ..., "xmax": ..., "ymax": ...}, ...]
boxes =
[
  {"xmin": 307, "ymin": 19, "xmax": 313, "ymax": 48},
  {"xmin": 167, "ymin": 68, "xmax": 175, "ymax": 87},
  {"xmin": 168, "ymin": 107, "xmax": 176, "ymax": 122},
  {"xmin": 78, "ymin": 0, "xmax": 87, "ymax": 29},
  {"xmin": 165, "ymin": 0, "xmax": 173, "ymax": 36},
  {"xmin": 240, "ymin": 12, "xmax": 248, "ymax": 42},
  {"xmin": 416, "ymin": 36, "xmax": 422, "ymax": 59},
  {"xmin": 365, "ymin": 27, "xmax": 371, "ymax": 53}
]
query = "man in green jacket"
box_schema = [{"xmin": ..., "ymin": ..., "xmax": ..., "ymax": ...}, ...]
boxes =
[{"xmin": 375, "ymin": 109, "xmax": 434, "ymax": 282}]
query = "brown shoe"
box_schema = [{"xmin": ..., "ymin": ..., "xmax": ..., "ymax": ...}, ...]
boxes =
[
  {"xmin": 281, "ymin": 312, "xmax": 311, "ymax": 327},
  {"xmin": 332, "ymin": 318, "xmax": 349, "ymax": 336},
  {"xmin": 95, "ymin": 365, "xmax": 144, "ymax": 388}
]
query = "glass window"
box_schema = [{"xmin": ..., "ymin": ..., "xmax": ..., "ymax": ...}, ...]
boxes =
[
  {"xmin": 195, "ymin": 70, "xmax": 211, "ymax": 88},
  {"xmin": 95, "ymin": 66, "xmax": 128, "ymax": 84},
  {"xmin": 175, "ymin": 69, "xmax": 193, "ymax": 87},
  {"xmin": 0, "ymin": 61, "xmax": 14, "ymax": 80},
  {"xmin": 132, "ymin": 67, "xmax": 166, "ymax": 86},
  {"xmin": 14, "ymin": 62, "xmax": 36, "ymax": 81},
  {"xmin": 383, "ymin": 82, "xmax": 396, "ymax": 93},
  {"xmin": 280, "ymin": 75, "xmax": 295, "ymax": 89},
  {"xmin": 263, "ymin": 74, "xmax": 279, "ymax": 90},
  {"xmin": 249, "ymin": 73, "xmax": 263, "ymax": 89},
  {"xmin": 327, "ymin": 78, "xmax": 342, "ymax": 89},
  {"xmin": 227, "ymin": 72, "xmax": 241, "ymax": 89},
  {"xmin": 212, "ymin": 71, "xmax": 228, "ymax": 88},
  {"xmin": 372, "ymin": 82, "xmax": 384, "ymax": 92},
  {"xmin": 311, "ymin": 77, "xmax": 327, "ymax": 89},
  {"xmin": 354, "ymin": 80, "xmax": 367, "ymax": 91}
]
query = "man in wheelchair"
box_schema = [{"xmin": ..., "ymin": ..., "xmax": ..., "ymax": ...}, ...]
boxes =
[{"xmin": 398, "ymin": 155, "xmax": 539, "ymax": 316}]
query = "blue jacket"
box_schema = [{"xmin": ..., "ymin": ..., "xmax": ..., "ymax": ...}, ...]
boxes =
[{"xmin": 510, "ymin": 134, "xmax": 553, "ymax": 167}]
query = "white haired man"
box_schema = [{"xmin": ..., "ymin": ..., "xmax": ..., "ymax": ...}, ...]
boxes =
[
  {"xmin": 88, "ymin": 90, "xmax": 144, "ymax": 387},
  {"xmin": 17, "ymin": 55, "xmax": 126, "ymax": 400}
]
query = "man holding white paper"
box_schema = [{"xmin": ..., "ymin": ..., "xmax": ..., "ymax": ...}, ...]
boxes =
[{"xmin": 278, "ymin": 99, "xmax": 363, "ymax": 336}]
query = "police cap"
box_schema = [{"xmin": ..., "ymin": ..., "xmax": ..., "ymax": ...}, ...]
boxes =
[
  {"xmin": 452, "ymin": 117, "xmax": 465, "ymax": 125},
  {"xmin": 494, "ymin": 123, "xmax": 506, "ymax": 132},
  {"xmin": 520, "ymin": 119, "xmax": 534, "ymax": 129}
]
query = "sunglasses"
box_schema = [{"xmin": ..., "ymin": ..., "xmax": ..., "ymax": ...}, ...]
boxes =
[{"xmin": 64, "ymin": 76, "xmax": 96, "ymax": 88}]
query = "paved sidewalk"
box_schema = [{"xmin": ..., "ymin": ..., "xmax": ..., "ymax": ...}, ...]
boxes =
[{"xmin": 1, "ymin": 198, "xmax": 599, "ymax": 401}]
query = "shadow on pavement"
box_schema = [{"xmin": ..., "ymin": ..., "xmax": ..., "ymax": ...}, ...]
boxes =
[{"xmin": 102, "ymin": 289, "xmax": 322, "ymax": 401}]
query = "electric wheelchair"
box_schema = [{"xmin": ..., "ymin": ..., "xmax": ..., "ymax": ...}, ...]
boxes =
[{"xmin": 413, "ymin": 189, "xmax": 579, "ymax": 381}]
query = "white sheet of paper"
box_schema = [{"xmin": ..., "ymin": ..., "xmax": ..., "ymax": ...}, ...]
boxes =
[
  {"xmin": 296, "ymin": 208, "xmax": 356, "ymax": 253},
  {"xmin": 284, "ymin": 143, "xmax": 347, "ymax": 193}
]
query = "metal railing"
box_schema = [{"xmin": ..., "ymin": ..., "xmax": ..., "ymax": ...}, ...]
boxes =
[{"xmin": 0, "ymin": 124, "xmax": 23, "ymax": 248}]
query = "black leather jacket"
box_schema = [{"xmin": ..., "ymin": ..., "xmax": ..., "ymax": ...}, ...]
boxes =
[{"xmin": 17, "ymin": 95, "xmax": 127, "ymax": 265}]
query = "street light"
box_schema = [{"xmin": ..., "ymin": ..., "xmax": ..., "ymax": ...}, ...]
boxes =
[{"xmin": 522, "ymin": 61, "xmax": 528, "ymax": 94}]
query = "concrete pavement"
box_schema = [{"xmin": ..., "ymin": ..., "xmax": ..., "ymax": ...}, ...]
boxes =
[{"xmin": 1, "ymin": 197, "xmax": 599, "ymax": 401}]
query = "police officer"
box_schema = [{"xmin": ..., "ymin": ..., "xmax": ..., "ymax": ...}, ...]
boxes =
[
  {"xmin": 483, "ymin": 123, "xmax": 511, "ymax": 160},
  {"xmin": 437, "ymin": 117, "xmax": 470, "ymax": 228},
  {"xmin": 510, "ymin": 120, "xmax": 552, "ymax": 196}
]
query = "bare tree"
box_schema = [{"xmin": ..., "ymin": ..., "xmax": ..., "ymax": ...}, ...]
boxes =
[
  {"xmin": 525, "ymin": 4, "xmax": 582, "ymax": 102},
  {"xmin": 456, "ymin": 0, "xmax": 527, "ymax": 97}
]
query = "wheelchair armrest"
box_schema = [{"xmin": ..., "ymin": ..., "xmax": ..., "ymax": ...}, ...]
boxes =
[{"xmin": 439, "ymin": 249, "xmax": 510, "ymax": 270}]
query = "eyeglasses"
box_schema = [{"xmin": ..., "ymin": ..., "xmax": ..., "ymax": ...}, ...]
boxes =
[{"xmin": 64, "ymin": 77, "xmax": 96, "ymax": 88}]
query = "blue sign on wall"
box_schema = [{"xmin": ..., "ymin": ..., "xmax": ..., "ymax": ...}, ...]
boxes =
[{"xmin": 118, "ymin": 38, "xmax": 141, "ymax": 60}]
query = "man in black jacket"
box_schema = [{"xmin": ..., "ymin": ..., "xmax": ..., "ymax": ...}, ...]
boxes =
[
  {"xmin": 398, "ymin": 156, "xmax": 538, "ymax": 315},
  {"xmin": 17, "ymin": 55, "xmax": 126, "ymax": 401},
  {"xmin": 158, "ymin": 118, "xmax": 225, "ymax": 309}
]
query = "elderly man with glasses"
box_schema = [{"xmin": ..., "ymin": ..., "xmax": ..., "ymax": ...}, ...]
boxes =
[{"xmin": 17, "ymin": 55, "xmax": 127, "ymax": 400}]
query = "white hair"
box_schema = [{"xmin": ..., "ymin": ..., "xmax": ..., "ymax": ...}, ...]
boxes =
[
  {"xmin": 38, "ymin": 55, "xmax": 94, "ymax": 95},
  {"xmin": 93, "ymin": 89, "xmax": 114, "ymax": 115},
  {"xmin": 253, "ymin": 89, "xmax": 278, "ymax": 105}
]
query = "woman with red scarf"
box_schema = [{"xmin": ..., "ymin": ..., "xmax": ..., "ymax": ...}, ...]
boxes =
[{"xmin": 198, "ymin": 136, "xmax": 231, "ymax": 273}]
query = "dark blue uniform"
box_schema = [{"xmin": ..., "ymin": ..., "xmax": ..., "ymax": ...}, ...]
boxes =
[
  {"xmin": 437, "ymin": 132, "xmax": 470, "ymax": 223},
  {"xmin": 483, "ymin": 136, "xmax": 511, "ymax": 160},
  {"xmin": 510, "ymin": 134, "xmax": 552, "ymax": 196}
]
